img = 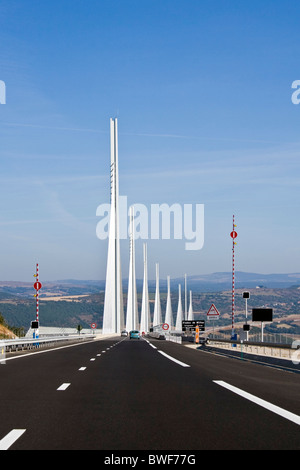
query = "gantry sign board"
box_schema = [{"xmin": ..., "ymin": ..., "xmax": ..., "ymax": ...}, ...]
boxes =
[
  {"xmin": 252, "ymin": 308, "xmax": 273, "ymax": 322},
  {"xmin": 207, "ymin": 304, "xmax": 220, "ymax": 321},
  {"xmin": 182, "ymin": 320, "xmax": 205, "ymax": 332}
]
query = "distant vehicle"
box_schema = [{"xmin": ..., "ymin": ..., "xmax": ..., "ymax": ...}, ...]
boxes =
[
  {"xmin": 129, "ymin": 330, "xmax": 140, "ymax": 339},
  {"xmin": 121, "ymin": 330, "xmax": 128, "ymax": 337}
]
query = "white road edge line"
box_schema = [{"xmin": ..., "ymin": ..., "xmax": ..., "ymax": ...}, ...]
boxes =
[
  {"xmin": 214, "ymin": 380, "xmax": 300, "ymax": 426},
  {"xmin": 0, "ymin": 429, "xmax": 26, "ymax": 450},
  {"xmin": 158, "ymin": 350, "xmax": 190, "ymax": 368},
  {"xmin": 57, "ymin": 383, "xmax": 71, "ymax": 391}
]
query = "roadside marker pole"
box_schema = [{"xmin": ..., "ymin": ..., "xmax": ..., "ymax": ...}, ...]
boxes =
[
  {"xmin": 36, "ymin": 263, "xmax": 39, "ymax": 337},
  {"xmin": 33, "ymin": 263, "xmax": 42, "ymax": 343},
  {"xmin": 230, "ymin": 216, "xmax": 238, "ymax": 339}
]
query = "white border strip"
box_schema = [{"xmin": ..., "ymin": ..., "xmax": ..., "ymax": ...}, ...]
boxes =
[
  {"xmin": 0, "ymin": 429, "xmax": 26, "ymax": 450},
  {"xmin": 158, "ymin": 350, "xmax": 190, "ymax": 367},
  {"xmin": 214, "ymin": 380, "xmax": 300, "ymax": 426}
]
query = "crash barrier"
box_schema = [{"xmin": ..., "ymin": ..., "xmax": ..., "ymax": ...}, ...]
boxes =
[
  {"xmin": 0, "ymin": 334, "xmax": 96, "ymax": 354},
  {"xmin": 147, "ymin": 332, "xmax": 166, "ymax": 340},
  {"xmin": 206, "ymin": 337, "xmax": 300, "ymax": 362}
]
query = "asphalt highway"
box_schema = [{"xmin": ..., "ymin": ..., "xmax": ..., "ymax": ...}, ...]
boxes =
[{"xmin": 0, "ymin": 335, "xmax": 299, "ymax": 451}]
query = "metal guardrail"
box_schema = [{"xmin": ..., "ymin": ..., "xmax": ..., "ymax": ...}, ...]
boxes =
[
  {"xmin": 207, "ymin": 337, "xmax": 298, "ymax": 349},
  {"xmin": 0, "ymin": 334, "xmax": 96, "ymax": 353}
]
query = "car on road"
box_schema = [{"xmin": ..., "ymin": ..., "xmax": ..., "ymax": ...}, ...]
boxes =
[
  {"xmin": 121, "ymin": 330, "xmax": 128, "ymax": 337},
  {"xmin": 129, "ymin": 330, "xmax": 140, "ymax": 339}
]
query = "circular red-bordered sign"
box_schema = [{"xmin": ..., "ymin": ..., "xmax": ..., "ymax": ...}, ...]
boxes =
[
  {"xmin": 162, "ymin": 323, "xmax": 169, "ymax": 331},
  {"xmin": 91, "ymin": 323, "xmax": 97, "ymax": 329},
  {"xmin": 230, "ymin": 231, "xmax": 238, "ymax": 239},
  {"xmin": 34, "ymin": 281, "xmax": 42, "ymax": 291}
]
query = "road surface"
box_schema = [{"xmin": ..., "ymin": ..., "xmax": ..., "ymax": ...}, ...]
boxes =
[{"xmin": 0, "ymin": 335, "xmax": 299, "ymax": 450}]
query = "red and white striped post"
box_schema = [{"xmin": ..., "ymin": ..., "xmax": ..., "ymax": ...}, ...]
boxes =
[
  {"xmin": 36, "ymin": 263, "xmax": 39, "ymax": 329},
  {"xmin": 230, "ymin": 216, "xmax": 238, "ymax": 337},
  {"xmin": 33, "ymin": 263, "xmax": 42, "ymax": 340}
]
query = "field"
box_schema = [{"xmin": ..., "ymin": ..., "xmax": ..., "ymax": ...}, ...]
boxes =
[{"xmin": 0, "ymin": 281, "xmax": 299, "ymax": 337}]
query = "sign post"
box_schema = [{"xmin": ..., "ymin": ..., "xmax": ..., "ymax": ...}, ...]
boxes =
[
  {"xmin": 242, "ymin": 292, "xmax": 250, "ymax": 340},
  {"xmin": 252, "ymin": 308, "xmax": 273, "ymax": 342},
  {"xmin": 207, "ymin": 304, "xmax": 220, "ymax": 338},
  {"xmin": 230, "ymin": 216, "xmax": 238, "ymax": 343},
  {"xmin": 33, "ymin": 263, "xmax": 42, "ymax": 343}
]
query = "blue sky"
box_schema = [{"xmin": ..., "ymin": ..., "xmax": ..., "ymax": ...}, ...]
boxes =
[{"xmin": 0, "ymin": 0, "xmax": 300, "ymax": 281}]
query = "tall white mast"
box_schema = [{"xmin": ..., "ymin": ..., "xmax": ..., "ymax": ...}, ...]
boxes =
[
  {"xmin": 188, "ymin": 290, "xmax": 194, "ymax": 321},
  {"xmin": 153, "ymin": 263, "xmax": 162, "ymax": 327},
  {"xmin": 140, "ymin": 243, "xmax": 150, "ymax": 333},
  {"xmin": 102, "ymin": 118, "xmax": 124, "ymax": 334},
  {"xmin": 164, "ymin": 275, "xmax": 173, "ymax": 329},
  {"xmin": 175, "ymin": 284, "xmax": 183, "ymax": 331},
  {"xmin": 126, "ymin": 206, "xmax": 139, "ymax": 331}
]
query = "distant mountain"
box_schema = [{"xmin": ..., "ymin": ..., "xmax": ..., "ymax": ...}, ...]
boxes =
[
  {"xmin": 139, "ymin": 271, "xmax": 300, "ymax": 292},
  {"xmin": 170, "ymin": 272, "xmax": 300, "ymax": 292},
  {"xmin": 0, "ymin": 272, "xmax": 300, "ymax": 296},
  {"xmin": 53, "ymin": 272, "xmax": 300, "ymax": 292}
]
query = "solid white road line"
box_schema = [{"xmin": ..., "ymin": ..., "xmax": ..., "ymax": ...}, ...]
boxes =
[
  {"xmin": 214, "ymin": 380, "xmax": 300, "ymax": 426},
  {"xmin": 0, "ymin": 429, "xmax": 26, "ymax": 450},
  {"xmin": 158, "ymin": 350, "xmax": 190, "ymax": 368},
  {"xmin": 57, "ymin": 383, "xmax": 71, "ymax": 391}
]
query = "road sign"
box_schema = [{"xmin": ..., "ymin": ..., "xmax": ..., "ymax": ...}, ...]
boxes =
[
  {"xmin": 182, "ymin": 320, "xmax": 205, "ymax": 332},
  {"xmin": 34, "ymin": 281, "xmax": 42, "ymax": 291},
  {"xmin": 252, "ymin": 308, "xmax": 273, "ymax": 322},
  {"xmin": 162, "ymin": 323, "xmax": 169, "ymax": 331},
  {"xmin": 207, "ymin": 304, "xmax": 220, "ymax": 320},
  {"xmin": 230, "ymin": 230, "xmax": 238, "ymax": 239},
  {"xmin": 91, "ymin": 323, "xmax": 97, "ymax": 329}
]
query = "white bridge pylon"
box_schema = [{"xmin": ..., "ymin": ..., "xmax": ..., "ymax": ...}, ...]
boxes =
[{"xmin": 102, "ymin": 118, "xmax": 191, "ymax": 334}]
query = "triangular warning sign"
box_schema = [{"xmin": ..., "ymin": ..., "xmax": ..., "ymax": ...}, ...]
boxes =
[{"xmin": 207, "ymin": 303, "xmax": 220, "ymax": 316}]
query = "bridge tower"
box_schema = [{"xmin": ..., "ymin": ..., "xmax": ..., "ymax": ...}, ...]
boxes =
[
  {"xmin": 164, "ymin": 275, "xmax": 173, "ymax": 329},
  {"xmin": 126, "ymin": 206, "xmax": 139, "ymax": 332},
  {"xmin": 188, "ymin": 290, "xmax": 194, "ymax": 321},
  {"xmin": 175, "ymin": 284, "xmax": 183, "ymax": 331},
  {"xmin": 102, "ymin": 118, "xmax": 124, "ymax": 334},
  {"xmin": 140, "ymin": 243, "xmax": 150, "ymax": 333},
  {"xmin": 153, "ymin": 263, "xmax": 162, "ymax": 327}
]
